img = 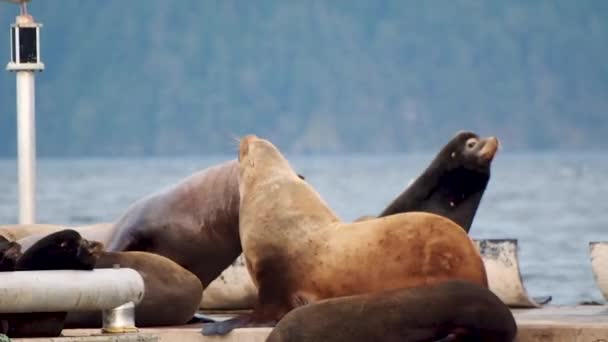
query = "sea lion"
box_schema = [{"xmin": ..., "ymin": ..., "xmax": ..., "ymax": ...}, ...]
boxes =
[
  {"xmin": 14, "ymin": 229, "xmax": 102, "ymax": 272},
  {"xmin": 266, "ymin": 280, "xmax": 517, "ymax": 342},
  {"xmin": 376, "ymin": 131, "xmax": 499, "ymax": 232},
  {"xmin": 0, "ymin": 237, "xmax": 21, "ymax": 334},
  {"xmin": 1, "ymin": 229, "xmax": 101, "ymax": 338},
  {"xmin": 202, "ymin": 135, "xmax": 487, "ymax": 335},
  {"xmin": 201, "ymin": 131, "xmax": 499, "ymax": 311},
  {"xmin": 8, "ymin": 220, "xmax": 209, "ymax": 324},
  {"xmin": 105, "ymin": 160, "xmax": 241, "ymax": 288},
  {"xmin": 13, "ymin": 233, "xmax": 203, "ymax": 328},
  {"xmin": 65, "ymin": 251, "xmax": 203, "ymax": 328}
]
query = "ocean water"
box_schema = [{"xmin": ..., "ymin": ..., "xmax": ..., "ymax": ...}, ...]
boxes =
[{"xmin": 0, "ymin": 152, "xmax": 606, "ymax": 305}]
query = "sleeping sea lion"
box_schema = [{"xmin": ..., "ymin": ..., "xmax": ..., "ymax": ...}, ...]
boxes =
[
  {"xmin": 65, "ymin": 251, "xmax": 203, "ymax": 327},
  {"xmin": 266, "ymin": 280, "xmax": 517, "ymax": 342},
  {"xmin": 14, "ymin": 233, "xmax": 203, "ymax": 328},
  {"xmin": 1, "ymin": 229, "xmax": 101, "ymax": 338}
]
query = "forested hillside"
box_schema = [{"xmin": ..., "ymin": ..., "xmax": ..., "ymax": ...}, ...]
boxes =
[{"xmin": 0, "ymin": 1, "xmax": 606, "ymax": 156}]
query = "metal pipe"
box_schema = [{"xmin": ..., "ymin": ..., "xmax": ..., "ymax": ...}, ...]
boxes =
[
  {"xmin": 16, "ymin": 70, "xmax": 36, "ymax": 224},
  {"xmin": 102, "ymin": 302, "xmax": 138, "ymax": 333},
  {"xmin": 0, "ymin": 269, "xmax": 145, "ymax": 313}
]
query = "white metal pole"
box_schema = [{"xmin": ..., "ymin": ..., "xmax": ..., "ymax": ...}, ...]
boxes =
[
  {"xmin": 16, "ymin": 70, "xmax": 36, "ymax": 224},
  {"xmin": 7, "ymin": 12, "xmax": 43, "ymax": 225}
]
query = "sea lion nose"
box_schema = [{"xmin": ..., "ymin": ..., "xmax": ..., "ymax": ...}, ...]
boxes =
[
  {"xmin": 239, "ymin": 135, "xmax": 257, "ymax": 158},
  {"xmin": 479, "ymin": 137, "xmax": 499, "ymax": 161}
]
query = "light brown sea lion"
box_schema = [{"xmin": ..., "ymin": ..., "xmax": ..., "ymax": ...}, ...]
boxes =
[
  {"xmin": 266, "ymin": 280, "xmax": 517, "ymax": 342},
  {"xmin": 202, "ymin": 131, "xmax": 500, "ymax": 311},
  {"xmin": 202, "ymin": 135, "xmax": 488, "ymax": 335}
]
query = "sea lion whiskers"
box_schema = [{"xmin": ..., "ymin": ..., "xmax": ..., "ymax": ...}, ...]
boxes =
[{"xmin": 230, "ymin": 135, "xmax": 241, "ymax": 153}]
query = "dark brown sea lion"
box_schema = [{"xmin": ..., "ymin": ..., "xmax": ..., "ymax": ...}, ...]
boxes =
[
  {"xmin": 65, "ymin": 251, "xmax": 203, "ymax": 328},
  {"xmin": 0, "ymin": 236, "xmax": 21, "ymax": 271},
  {"xmin": 0, "ymin": 237, "xmax": 21, "ymax": 334},
  {"xmin": 376, "ymin": 131, "xmax": 499, "ymax": 232},
  {"xmin": 266, "ymin": 280, "xmax": 517, "ymax": 342},
  {"xmin": 1, "ymin": 229, "xmax": 101, "ymax": 338},
  {"xmin": 14, "ymin": 229, "xmax": 102, "ymax": 272},
  {"xmin": 202, "ymin": 135, "xmax": 488, "ymax": 336}
]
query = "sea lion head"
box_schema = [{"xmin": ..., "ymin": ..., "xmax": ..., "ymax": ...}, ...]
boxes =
[
  {"xmin": 17, "ymin": 229, "xmax": 103, "ymax": 271},
  {"xmin": 0, "ymin": 236, "xmax": 22, "ymax": 271},
  {"xmin": 445, "ymin": 131, "xmax": 500, "ymax": 172},
  {"xmin": 238, "ymin": 135, "xmax": 300, "ymax": 196}
]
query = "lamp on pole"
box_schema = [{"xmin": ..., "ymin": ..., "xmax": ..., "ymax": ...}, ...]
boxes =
[{"xmin": 4, "ymin": 0, "xmax": 43, "ymax": 224}]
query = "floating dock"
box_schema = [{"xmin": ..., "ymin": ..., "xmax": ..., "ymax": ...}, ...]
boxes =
[{"xmin": 9, "ymin": 305, "xmax": 608, "ymax": 342}]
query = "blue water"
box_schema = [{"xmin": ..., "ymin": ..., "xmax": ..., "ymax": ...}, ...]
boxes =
[{"xmin": 0, "ymin": 152, "xmax": 606, "ymax": 305}]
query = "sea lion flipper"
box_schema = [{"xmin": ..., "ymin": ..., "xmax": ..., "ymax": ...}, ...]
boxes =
[
  {"xmin": 532, "ymin": 295, "xmax": 552, "ymax": 305},
  {"xmin": 201, "ymin": 315, "xmax": 250, "ymax": 336},
  {"xmin": 201, "ymin": 315, "xmax": 276, "ymax": 336},
  {"xmin": 187, "ymin": 313, "xmax": 217, "ymax": 324}
]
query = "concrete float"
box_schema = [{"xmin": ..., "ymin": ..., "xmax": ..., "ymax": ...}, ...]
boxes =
[
  {"xmin": 11, "ymin": 333, "xmax": 159, "ymax": 342},
  {"xmin": 590, "ymin": 241, "xmax": 608, "ymax": 301},
  {"xmin": 201, "ymin": 239, "xmax": 551, "ymax": 310},
  {"xmin": 475, "ymin": 239, "xmax": 551, "ymax": 308},
  {"xmin": 17, "ymin": 306, "xmax": 604, "ymax": 342},
  {"xmin": 201, "ymin": 255, "xmax": 256, "ymax": 310}
]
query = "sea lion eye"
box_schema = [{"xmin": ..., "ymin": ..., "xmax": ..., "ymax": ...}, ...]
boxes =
[{"xmin": 465, "ymin": 138, "xmax": 478, "ymax": 149}]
